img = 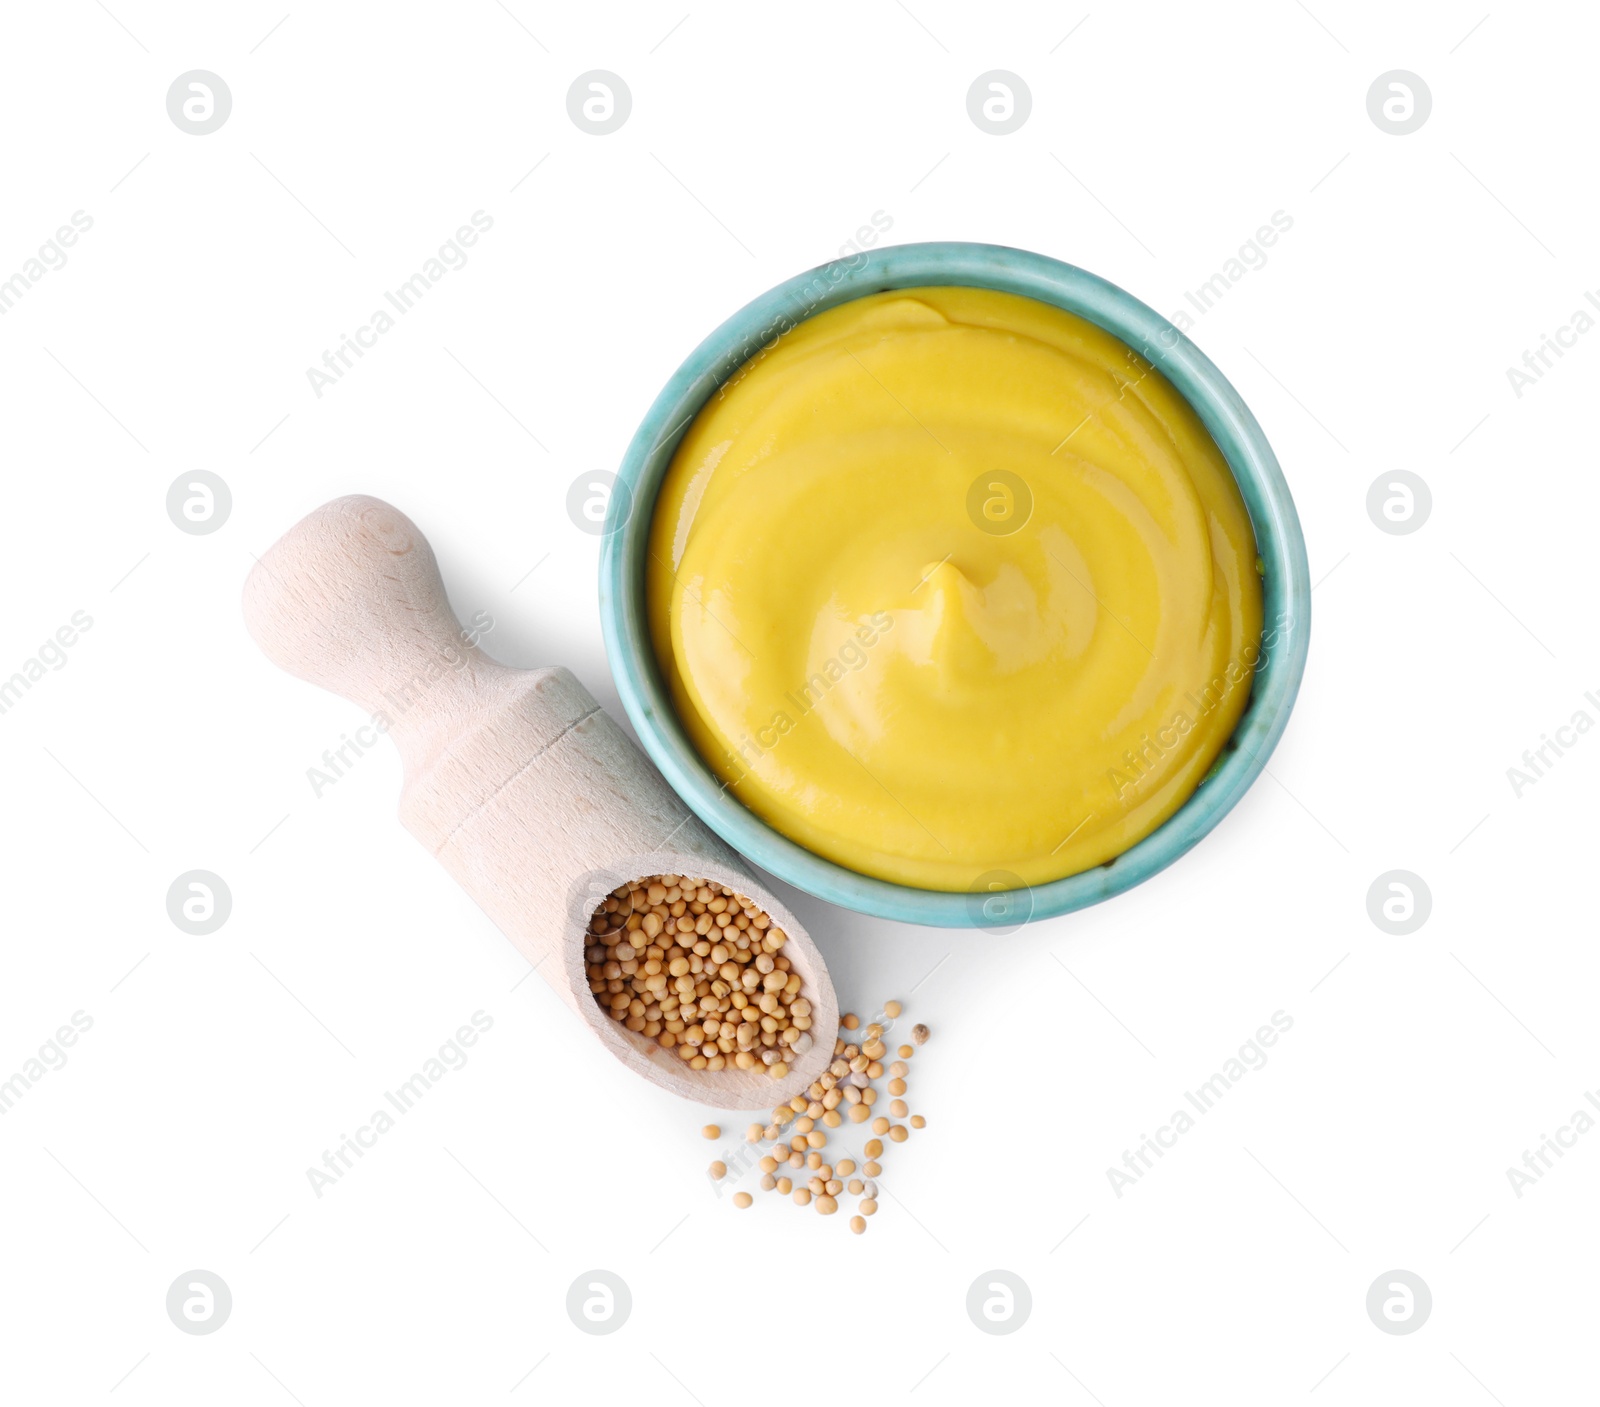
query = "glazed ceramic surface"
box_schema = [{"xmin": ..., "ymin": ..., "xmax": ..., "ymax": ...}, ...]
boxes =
[{"xmin": 600, "ymin": 242, "xmax": 1311, "ymax": 928}]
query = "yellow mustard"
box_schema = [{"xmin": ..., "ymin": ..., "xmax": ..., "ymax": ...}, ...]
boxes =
[{"xmin": 647, "ymin": 287, "xmax": 1264, "ymax": 891}]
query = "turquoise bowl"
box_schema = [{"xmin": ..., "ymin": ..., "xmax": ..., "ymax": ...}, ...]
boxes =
[{"xmin": 599, "ymin": 241, "xmax": 1310, "ymax": 928}]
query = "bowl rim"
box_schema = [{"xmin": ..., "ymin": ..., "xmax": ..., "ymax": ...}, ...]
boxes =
[{"xmin": 600, "ymin": 240, "xmax": 1311, "ymax": 928}]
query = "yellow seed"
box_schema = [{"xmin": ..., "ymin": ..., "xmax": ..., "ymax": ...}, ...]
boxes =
[
  {"xmin": 898, "ymin": 1044, "xmax": 914, "ymax": 1058},
  {"xmin": 816, "ymin": 1194, "xmax": 839, "ymax": 1215},
  {"xmin": 836, "ymin": 1159, "xmax": 856, "ymax": 1176},
  {"xmin": 776, "ymin": 1176, "xmax": 793, "ymax": 1194},
  {"xmin": 890, "ymin": 1061, "xmax": 909, "ymax": 1078},
  {"xmin": 809, "ymin": 1176, "xmax": 826, "ymax": 1195},
  {"xmin": 795, "ymin": 1116, "xmax": 814, "ymax": 1134},
  {"xmin": 759, "ymin": 1156, "xmax": 778, "ymax": 1174},
  {"xmin": 872, "ymin": 1117, "xmax": 890, "ymax": 1135},
  {"xmin": 822, "ymin": 1110, "xmax": 842, "ymax": 1128},
  {"xmin": 760, "ymin": 1172, "xmax": 777, "ymax": 1190},
  {"xmin": 807, "ymin": 1130, "xmax": 827, "ymax": 1149},
  {"xmin": 863, "ymin": 1040, "xmax": 886, "ymax": 1060},
  {"xmin": 911, "ymin": 1114, "xmax": 926, "ymax": 1129},
  {"xmin": 842, "ymin": 1013, "xmax": 860, "ymax": 1030},
  {"xmin": 702, "ymin": 1124, "xmax": 720, "ymax": 1140},
  {"xmin": 864, "ymin": 1159, "xmax": 882, "ymax": 1176},
  {"xmin": 793, "ymin": 1188, "xmax": 811, "ymax": 1206},
  {"xmin": 865, "ymin": 1138, "xmax": 883, "ymax": 1159},
  {"xmin": 865, "ymin": 1023, "xmax": 883, "ymax": 1041},
  {"xmin": 769, "ymin": 1061, "xmax": 788, "ymax": 1079},
  {"xmin": 912, "ymin": 1024, "xmax": 929, "ymax": 1045},
  {"xmin": 884, "ymin": 1000, "xmax": 902, "ymax": 1018},
  {"xmin": 889, "ymin": 1078, "xmax": 907, "ymax": 1096},
  {"xmin": 826, "ymin": 1179, "xmax": 843, "ymax": 1196},
  {"xmin": 889, "ymin": 1124, "xmax": 909, "ymax": 1142},
  {"xmin": 733, "ymin": 1191, "xmax": 753, "ymax": 1209},
  {"xmin": 847, "ymin": 1178, "xmax": 864, "ymax": 1195},
  {"xmin": 745, "ymin": 1124, "xmax": 763, "ymax": 1143},
  {"xmin": 860, "ymin": 1197, "xmax": 878, "ymax": 1216},
  {"xmin": 807, "ymin": 1151, "xmax": 823, "ymax": 1170},
  {"xmin": 850, "ymin": 1215, "xmax": 866, "ymax": 1234},
  {"xmin": 708, "ymin": 1161, "xmax": 727, "ymax": 1179},
  {"xmin": 890, "ymin": 1099, "xmax": 908, "ymax": 1117},
  {"xmin": 848, "ymin": 1103, "xmax": 871, "ymax": 1123}
]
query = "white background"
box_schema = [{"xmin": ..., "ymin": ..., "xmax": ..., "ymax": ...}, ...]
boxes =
[{"xmin": 2, "ymin": 1, "xmax": 1595, "ymax": 1403}]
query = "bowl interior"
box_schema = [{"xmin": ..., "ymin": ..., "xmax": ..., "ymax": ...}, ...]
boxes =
[{"xmin": 600, "ymin": 242, "xmax": 1310, "ymax": 928}]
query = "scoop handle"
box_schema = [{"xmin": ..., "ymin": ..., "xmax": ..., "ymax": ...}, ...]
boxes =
[{"xmin": 242, "ymin": 495, "xmax": 506, "ymax": 756}]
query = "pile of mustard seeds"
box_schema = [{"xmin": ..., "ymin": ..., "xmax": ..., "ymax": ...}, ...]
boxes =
[
  {"xmin": 708, "ymin": 1000, "xmax": 930, "ymax": 1234},
  {"xmin": 584, "ymin": 874, "xmax": 815, "ymax": 1079}
]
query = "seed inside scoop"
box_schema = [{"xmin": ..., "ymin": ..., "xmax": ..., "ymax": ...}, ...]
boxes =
[{"xmin": 585, "ymin": 873, "xmax": 815, "ymax": 1079}]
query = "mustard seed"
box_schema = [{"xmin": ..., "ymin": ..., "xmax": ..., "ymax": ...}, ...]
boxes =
[
  {"xmin": 836, "ymin": 1159, "xmax": 856, "ymax": 1176},
  {"xmin": 889, "ymin": 1124, "xmax": 908, "ymax": 1143},
  {"xmin": 859, "ymin": 1197, "xmax": 878, "ymax": 1216},
  {"xmin": 794, "ymin": 1188, "xmax": 811, "ymax": 1206},
  {"xmin": 872, "ymin": 1117, "xmax": 890, "ymax": 1135},
  {"xmin": 588, "ymin": 877, "xmax": 816, "ymax": 1085},
  {"xmin": 709, "ymin": 1161, "xmax": 727, "ymax": 1179},
  {"xmin": 865, "ymin": 1139, "xmax": 883, "ymax": 1159},
  {"xmin": 863, "ymin": 1160, "xmax": 881, "ymax": 1177},
  {"xmin": 816, "ymin": 1194, "xmax": 838, "ymax": 1215},
  {"xmin": 842, "ymin": 1013, "xmax": 860, "ymax": 1030},
  {"xmin": 847, "ymin": 1178, "xmax": 864, "ymax": 1195},
  {"xmin": 733, "ymin": 1192, "xmax": 753, "ymax": 1209},
  {"xmin": 898, "ymin": 1044, "xmax": 914, "ymax": 1058},
  {"xmin": 913, "ymin": 1024, "xmax": 929, "ymax": 1044},
  {"xmin": 890, "ymin": 1099, "xmax": 908, "ymax": 1117},
  {"xmin": 702, "ymin": 1124, "xmax": 720, "ymax": 1140},
  {"xmin": 884, "ymin": 1000, "xmax": 902, "ymax": 1018},
  {"xmin": 776, "ymin": 1176, "xmax": 793, "ymax": 1194},
  {"xmin": 760, "ymin": 1173, "xmax": 777, "ymax": 1190},
  {"xmin": 889, "ymin": 1078, "xmax": 906, "ymax": 1096},
  {"xmin": 850, "ymin": 1215, "xmax": 866, "ymax": 1234},
  {"xmin": 911, "ymin": 1114, "xmax": 926, "ymax": 1129}
]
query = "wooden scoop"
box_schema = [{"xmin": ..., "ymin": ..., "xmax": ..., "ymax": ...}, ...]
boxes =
[{"xmin": 242, "ymin": 495, "xmax": 838, "ymax": 1108}]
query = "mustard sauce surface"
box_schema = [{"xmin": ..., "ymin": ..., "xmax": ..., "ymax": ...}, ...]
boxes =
[{"xmin": 647, "ymin": 288, "xmax": 1264, "ymax": 890}]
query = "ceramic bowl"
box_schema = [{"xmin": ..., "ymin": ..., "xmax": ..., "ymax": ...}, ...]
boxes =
[{"xmin": 599, "ymin": 241, "xmax": 1310, "ymax": 928}]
